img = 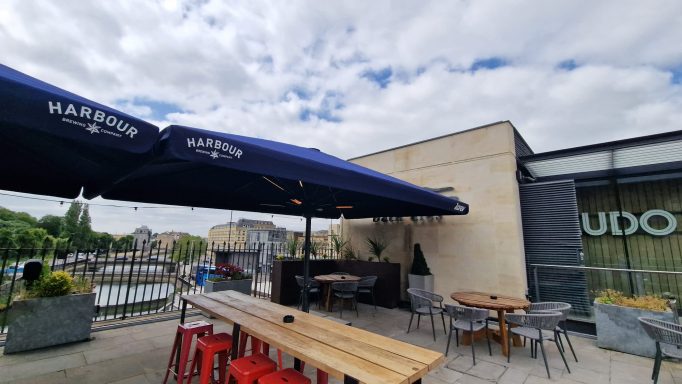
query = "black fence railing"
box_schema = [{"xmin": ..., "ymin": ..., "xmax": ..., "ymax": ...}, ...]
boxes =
[{"xmin": 0, "ymin": 240, "xmax": 340, "ymax": 333}]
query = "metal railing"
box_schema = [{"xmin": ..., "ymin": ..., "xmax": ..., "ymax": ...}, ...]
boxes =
[
  {"xmin": 530, "ymin": 263, "xmax": 682, "ymax": 322},
  {"xmin": 0, "ymin": 241, "xmax": 341, "ymax": 333}
]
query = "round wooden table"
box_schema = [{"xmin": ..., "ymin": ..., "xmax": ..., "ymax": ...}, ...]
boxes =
[
  {"xmin": 314, "ymin": 274, "xmax": 361, "ymax": 312},
  {"xmin": 451, "ymin": 291, "xmax": 530, "ymax": 356}
]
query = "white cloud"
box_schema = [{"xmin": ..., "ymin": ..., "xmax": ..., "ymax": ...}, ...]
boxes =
[{"xmin": 1, "ymin": 0, "xmax": 682, "ymax": 234}]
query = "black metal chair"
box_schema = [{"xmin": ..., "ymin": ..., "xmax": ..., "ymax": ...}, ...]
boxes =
[
  {"xmin": 358, "ymin": 276, "xmax": 378, "ymax": 311},
  {"xmin": 331, "ymin": 281, "xmax": 359, "ymax": 318},
  {"xmin": 294, "ymin": 275, "xmax": 320, "ymax": 309},
  {"xmin": 444, "ymin": 304, "xmax": 491, "ymax": 364},
  {"xmin": 529, "ymin": 302, "xmax": 578, "ymax": 362},
  {"xmin": 506, "ymin": 312, "xmax": 570, "ymax": 379},
  {"xmin": 639, "ymin": 317, "xmax": 682, "ymax": 384},
  {"xmin": 406, "ymin": 288, "xmax": 447, "ymax": 341}
]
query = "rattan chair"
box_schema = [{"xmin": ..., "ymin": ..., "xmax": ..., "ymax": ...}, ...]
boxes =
[
  {"xmin": 330, "ymin": 272, "xmax": 350, "ymax": 275},
  {"xmin": 358, "ymin": 276, "xmax": 378, "ymax": 311},
  {"xmin": 406, "ymin": 288, "xmax": 447, "ymax": 341},
  {"xmin": 639, "ymin": 317, "xmax": 682, "ymax": 384},
  {"xmin": 294, "ymin": 275, "xmax": 320, "ymax": 309},
  {"xmin": 331, "ymin": 281, "xmax": 359, "ymax": 318},
  {"xmin": 506, "ymin": 312, "xmax": 570, "ymax": 379},
  {"xmin": 444, "ymin": 304, "xmax": 491, "ymax": 364},
  {"xmin": 529, "ymin": 302, "xmax": 578, "ymax": 362}
]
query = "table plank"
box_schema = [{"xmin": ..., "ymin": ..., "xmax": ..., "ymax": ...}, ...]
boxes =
[
  {"xmin": 219, "ymin": 290, "xmax": 444, "ymax": 369},
  {"xmin": 314, "ymin": 274, "xmax": 362, "ymax": 282},
  {"xmin": 207, "ymin": 291, "xmax": 430, "ymax": 379},
  {"xmin": 185, "ymin": 294, "xmax": 407, "ymax": 384}
]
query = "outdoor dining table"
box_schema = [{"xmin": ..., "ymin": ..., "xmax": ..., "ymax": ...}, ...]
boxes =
[
  {"xmin": 180, "ymin": 290, "xmax": 443, "ymax": 384},
  {"xmin": 313, "ymin": 274, "xmax": 362, "ymax": 312},
  {"xmin": 450, "ymin": 291, "xmax": 530, "ymax": 357}
]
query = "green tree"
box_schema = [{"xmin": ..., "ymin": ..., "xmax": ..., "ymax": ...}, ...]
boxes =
[
  {"xmin": 15, "ymin": 227, "xmax": 48, "ymax": 250},
  {"xmin": 0, "ymin": 227, "xmax": 16, "ymax": 248},
  {"xmin": 114, "ymin": 235, "xmax": 134, "ymax": 250},
  {"xmin": 37, "ymin": 215, "xmax": 63, "ymax": 237},
  {"xmin": 61, "ymin": 201, "xmax": 81, "ymax": 241},
  {"xmin": 75, "ymin": 204, "xmax": 93, "ymax": 248},
  {"xmin": 92, "ymin": 232, "xmax": 114, "ymax": 250},
  {"xmin": 172, "ymin": 235, "xmax": 204, "ymax": 263}
]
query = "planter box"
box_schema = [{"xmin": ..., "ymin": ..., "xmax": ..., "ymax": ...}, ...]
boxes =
[
  {"xmin": 595, "ymin": 301, "xmax": 676, "ymax": 357},
  {"xmin": 205, "ymin": 279, "xmax": 252, "ymax": 295},
  {"xmin": 4, "ymin": 292, "xmax": 96, "ymax": 354},
  {"xmin": 408, "ymin": 274, "xmax": 434, "ymax": 292}
]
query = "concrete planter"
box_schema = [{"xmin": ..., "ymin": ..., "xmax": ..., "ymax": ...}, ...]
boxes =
[
  {"xmin": 4, "ymin": 292, "xmax": 96, "ymax": 354},
  {"xmin": 595, "ymin": 301, "xmax": 676, "ymax": 357},
  {"xmin": 204, "ymin": 279, "xmax": 252, "ymax": 295},
  {"xmin": 408, "ymin": 274, "xmax": 434, "ymax": 292}
]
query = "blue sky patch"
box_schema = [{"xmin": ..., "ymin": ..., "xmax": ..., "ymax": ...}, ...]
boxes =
[
  {"xmin": 558, "ymin": 59, "xmax": 578, "ymax": 71},
  {"xmin": 470, "ymin": 57, "xmax": 508, "ymax": 71},
  {"xmin": 671, "ymin": 64, "xmax": 682, "ymax": 84},
  {"xmin": 121, "ymin": 98, "xmax": 183, "ymax": 121},
  {"xmin": 298, "ymin": 91, "xmax": 344, "ymax": 123},
  {"xmin": 361, "ymin": 67, "xmax": 392, "ymax": 88}
]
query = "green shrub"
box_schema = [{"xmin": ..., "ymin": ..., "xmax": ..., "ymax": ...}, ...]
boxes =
[
  {"xmin": 410, "ymin": 243, "xmax": 431, "ymax": 275},
  {"xmin": 35, "ymin": 271, "xmax": 74, "ymax": 297}
]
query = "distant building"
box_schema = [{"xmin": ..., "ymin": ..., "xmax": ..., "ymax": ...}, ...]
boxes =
[
  {"xmin": 131, "ymin": 225, "xmax": 152, "ymax": 250},
  {"xmin": 207, "ymin": 223, "xmax": 247, "ymax": 250},
  {"xmin": 247, "ymin": 227, "xmax": 287, "ymax": 248},
  {"xmin": 155, "ymin": 231, "xmax": 190, "ymax": 249},
  {"xmin": 236, "ymin": 218, "xmax": 276, "ymax": 230}
]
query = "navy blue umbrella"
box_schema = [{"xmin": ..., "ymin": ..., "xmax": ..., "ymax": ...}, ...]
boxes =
[
  {"xmin": 0, "ymin": 64, "xmax": 159, "ymax": 199},
  {"xmin": 102, "ymin": 125, "xmax": 468, "ymax": 311}
]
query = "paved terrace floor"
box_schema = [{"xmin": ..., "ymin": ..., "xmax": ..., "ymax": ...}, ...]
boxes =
[{"xmin": 1, "ymin": 301, "xmax": 680, "ymax": 384}]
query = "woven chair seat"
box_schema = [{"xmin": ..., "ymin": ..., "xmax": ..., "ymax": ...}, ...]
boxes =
[
  {"xmin": 416, "ymin": 306, "xmax": 444, "ymax": 315},
  {"xmin": 334, "ymin": 292, "xmax": 355, "ymax": 299},
  {"xmin": 662, "ymin": 344, "xmax": 682, "ymax": 359},
  {"xmin": 510, "ymin": 326, "xmax": 554, "ymax": 341},
  {"xmin": 452, "ymin": 320, "xmax": 487, "ymax": 332}
]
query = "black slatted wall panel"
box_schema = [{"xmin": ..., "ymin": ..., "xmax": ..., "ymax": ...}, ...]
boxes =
[{"xmin": 520, "ymin": 180, "xmax": 592, "ymax": 316}]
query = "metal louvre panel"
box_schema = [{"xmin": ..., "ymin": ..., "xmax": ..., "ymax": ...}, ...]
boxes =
[
  {"xmin": 525, "ymin": 139, "xmax": 682, "ymax": 178},
  {"xmin": 520, "ymin": 180, "xmax": 592, "ymax": 316}
]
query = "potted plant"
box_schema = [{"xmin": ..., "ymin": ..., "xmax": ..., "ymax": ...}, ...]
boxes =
[
  {"xmin": 408, "ymin": 243, "xmax": 433, "ymax": 292},
  {"xmin": 594, "ymin": 289, "xmax": 676, "ymax": 357},
  {"xmin": 366, "ymin": 236, "xmax": 389, "ymax": 262},
  {"xmin": 4, "ymin": 266, "xmax": 96, "ymax": 354},
  {"xmin": 204, "ymin": 263, "xmax": 253, "ymax": 295}
]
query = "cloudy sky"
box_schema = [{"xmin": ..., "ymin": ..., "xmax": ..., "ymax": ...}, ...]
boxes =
[{"xmin": 1, "ymin": 0, "xmax": 682, "ymax": 236}]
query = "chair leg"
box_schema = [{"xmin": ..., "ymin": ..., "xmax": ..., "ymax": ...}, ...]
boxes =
[
  {"xmin": 354, "ymin": 296, "xmax": 359, "ymax": 317},
  {"xmin": 563, "ymin": 329, "xmax": 578, "ymax": 362},
  {"xmin": 407, "ymin": 313, "xmax": 414, "ymax": 333},
  {"xmin": 339, "ymin": 298, "xmax": 343, "ymax": 319},
  {"xmin": 417, "ymin": 314, "xmax": 421, "ymax": 329},
  {"xmin": 653, "ymin": 343, "xmax": 662, "ymax": 384},
  {"xmin": 470, "ymin": 327, "xmax": 476, "ymax": 365},
  {"xmin": 372, "ymin": 290, "xmax": 376, "ymax": 311},
  {"xmin": 539, "ymin": 341, "xmax": 551, "ymax": 379},
  {"xmin": 507, "ymin": 323, "xmax": 512, "ymax": 363},
  {"xmin": 554, "ymin": 337, "xmax": 571, "ymax": 373},
  {"xmin": 445, "ymin": 328, "xmax": 453, "ymax": 356},
  {"xmin": 430, "ymin": 314, "xmax": 436, "ymax": 342},
  {"xmin": 485, "ymin": 323, "xmax": 492, "ymax": 356},
  {"xmin": 455, "ymin": 328, "xmax": 459, "ymax": 347},
  {"xmin": 441, "ymin": 313, "xmax": 447, "ymax": 335},
  {"xmin": 556, "ymin": 330, "xmax": 565, "ymax": 352}
]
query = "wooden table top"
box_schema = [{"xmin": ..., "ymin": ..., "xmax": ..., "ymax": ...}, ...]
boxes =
[
  {"xmin": 183, "ymin": 291, "xmax": 442, "ymax": 384},
  {"xmin": 451, "ymin": 291, "xmax": 530, "ymax": 311},
  {"xmin": 314, "ymin": 274, "xmax": 362, "ymax": 282}
]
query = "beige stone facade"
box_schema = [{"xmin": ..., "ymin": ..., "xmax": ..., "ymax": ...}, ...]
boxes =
[
  {"xmin": 207, "ymin": 223, "xmax": 247, "ymax": 249},
  {"xmin": 343, "ymin": 121, "xmax": 527, "ymax": 299}
]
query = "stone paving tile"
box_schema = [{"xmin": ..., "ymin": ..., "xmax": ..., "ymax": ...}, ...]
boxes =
[
  {"xmin": 466, "ymin": 360, "xmax": 507, "ymax": 381},
  {"xmin": 455, "ymin": 373, "xmax": 496, "ymax": 383},
  {"xmin": 0, "ymin": 351, "xmax": 86, "ymax": 383},
  {"xmin": 5, "ymin": 370, "xmax": 69, "ymax": 384},
  {"xmin": 560, "ymin": 365, "xmax": 608, "ymax": 384},
  {"xmin": 497, "ymin": 367, "xmax": 529, "ymax": 384},
  {"xmin": 66, "ymin": 353, "xmax": 147, "ymax": 384},
  {"xmin": 107, "ymin": 374, "xmax": 151, "ymax": 384},
  {"xmin": 429, "ymin": 366, "xmax": 465, "ymax": 382}
]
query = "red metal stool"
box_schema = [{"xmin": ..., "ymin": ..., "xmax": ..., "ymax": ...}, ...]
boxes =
[
  {"xmin": 238, "ymin": 332, "xmax": 265, "ymax": 357},
  {"xmin": 226, "ymin": 353, "xmax": 277, "ymax": 384},
  {"xmin": 261, "ymin": 342, "xmax": 325, "ymax": 384},
  {"xmin": 163, "ymin": 321, "xmax": 214, "ymax": 384},
  {"xmin": 257, "ymin": 368, "xmax": 311, "ymax": 384},
  {"xmin": 187, "ymin": 333, "xmax": 233, "ymax": 384}
]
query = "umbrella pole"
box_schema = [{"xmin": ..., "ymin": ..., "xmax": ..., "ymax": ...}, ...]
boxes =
[{"xmin": 302, "ymin": 215, "xmax": 312, "ymax": 313}]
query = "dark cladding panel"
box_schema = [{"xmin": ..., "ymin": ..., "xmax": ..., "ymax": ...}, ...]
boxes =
[{"xmin": 520, "ymin": 180, "xmax": 592, "ymax": 317}]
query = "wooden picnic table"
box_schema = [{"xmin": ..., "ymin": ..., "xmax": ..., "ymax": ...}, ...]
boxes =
[
  {"xmin": 450, "ymin": 291, "xmax": 530, "ymax": 357},
  {"xmin": 181, "ymin": 290, "xmax": 443, "ymax": 384},
  {"xmin": 314, "ymin": 274, "xmax": 362, "ymax": 312}
]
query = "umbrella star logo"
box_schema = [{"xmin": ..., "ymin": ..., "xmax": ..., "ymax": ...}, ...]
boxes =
[
  {"xmin": 85, "ymin": 122, "xmax": 101, "ymax": 134},
  {"xmin": 210, "ymin": 150, "xmax": 220, "ymax": 159}
]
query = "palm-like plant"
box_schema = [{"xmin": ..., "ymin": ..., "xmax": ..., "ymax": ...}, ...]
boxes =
[
  {"xmin": 331, "ymin": 235, "xmax": 347, "ymax": 258},
  {"xmin": 366, "ymin": 236, "xmax": 389, "ymax": 262},
  {"xmin": 309, "ymin": 241, "xmax": 321, "ymax": 259},
  {"xmin": 286, "ymin": 238, "xmax": 299, "ymax": 259}
]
